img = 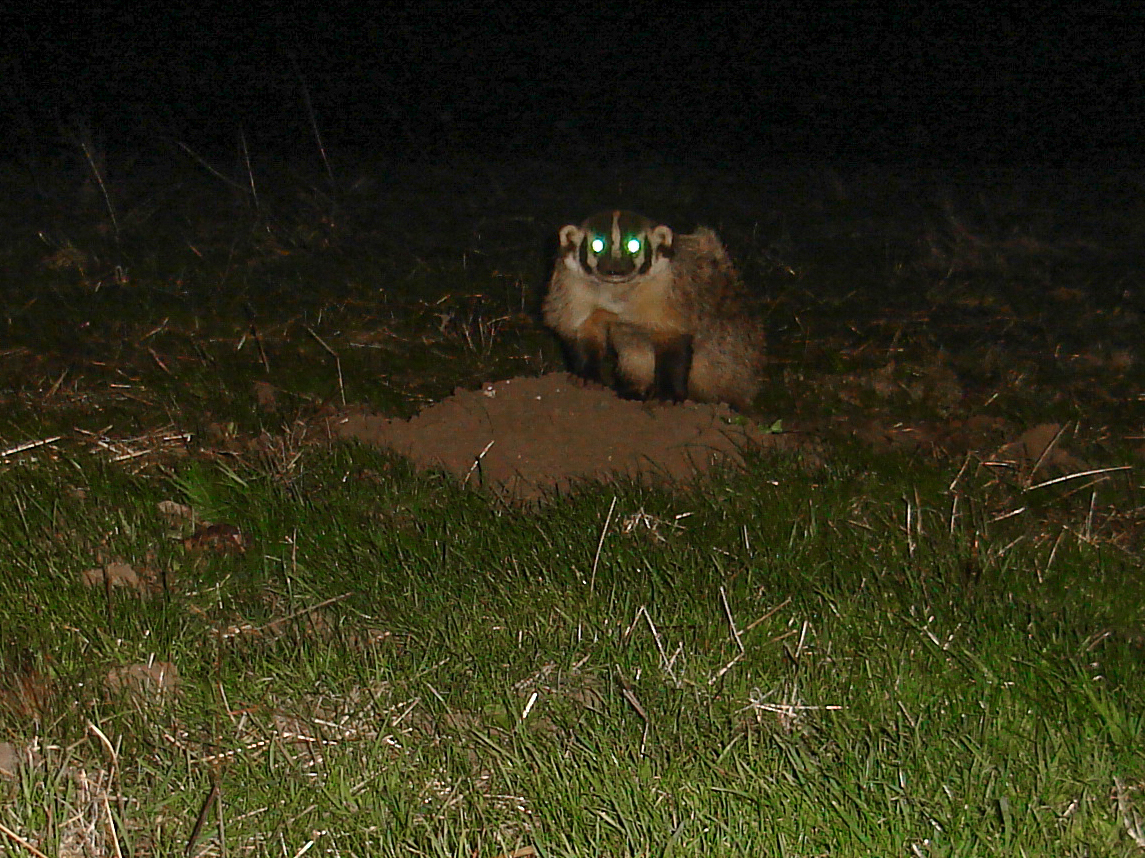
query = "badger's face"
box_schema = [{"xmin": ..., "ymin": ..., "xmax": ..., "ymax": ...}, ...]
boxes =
[{"xmin": 559, "ymin": 210, "xmax": 674, "ymax": 283}]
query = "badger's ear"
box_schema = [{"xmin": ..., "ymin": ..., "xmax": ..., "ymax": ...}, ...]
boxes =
[
  {"xmin": 558, "ymin": 225, "xmax": 583, "ymax": 252},
  {"xmin": 650, "ymin": 225, "xmax": 674, "ymax": 257}
]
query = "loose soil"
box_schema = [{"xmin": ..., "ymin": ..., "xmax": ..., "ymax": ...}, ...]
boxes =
[{"xmin": 332, "ymin": 373, "xmax": 805, "ymax": 500}]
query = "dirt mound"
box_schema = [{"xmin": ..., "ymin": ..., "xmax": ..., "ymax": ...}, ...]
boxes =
[{"xmin": 332, "ymin": 373, "xmax": 802, "ymax": 500}]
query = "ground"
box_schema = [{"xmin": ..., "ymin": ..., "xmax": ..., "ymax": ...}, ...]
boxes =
[
  {"xmin": 333, "ymin": 373, "xmax": 803, "ymax": 501},
  {"xmin": 0, "ymin": 156, "xmax": 1143, "ymax": 856}
]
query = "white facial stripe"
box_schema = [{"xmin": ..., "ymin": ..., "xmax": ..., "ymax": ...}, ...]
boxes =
[{"xmin": 569, "ymin": 211, "xmax": 670, "ymax": 280}]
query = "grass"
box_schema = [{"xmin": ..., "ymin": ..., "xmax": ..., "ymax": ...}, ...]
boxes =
[
  {"xmin": 0, "ymin": 141, "xmax": 1143, "ymax": 856},
  {"xmin": 1, "ymin": 445, "xmax": 1142, "ymax": 855}
]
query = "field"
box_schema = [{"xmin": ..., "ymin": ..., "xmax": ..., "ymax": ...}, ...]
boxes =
[{"xmin": 0, "ymin": 139, "xmax": 1143, "ymax": 856}]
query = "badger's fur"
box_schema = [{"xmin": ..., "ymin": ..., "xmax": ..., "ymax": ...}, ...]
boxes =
[{"xmin": 543, "ymin": 210, "xmax": 764, "ymax": 410}]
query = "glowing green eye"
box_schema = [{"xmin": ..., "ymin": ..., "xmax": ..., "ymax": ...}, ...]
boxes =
[
  {"xmin": 590, "ymin": 237, "xmax": 606, "ymax": 253},
  {"xmin": 626, "ymin": 237, "xmax": 641, "ymax": 254}
]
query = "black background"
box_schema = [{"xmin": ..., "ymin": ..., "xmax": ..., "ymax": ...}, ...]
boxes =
[{"xmin": 3, "ymin": 3, "xmax": 1142, "ymax": 166}]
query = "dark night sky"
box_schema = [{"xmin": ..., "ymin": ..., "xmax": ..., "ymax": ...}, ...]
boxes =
[{"xmin": 3, "ymin": 3, "xmax": 1142, "ymax": 165}]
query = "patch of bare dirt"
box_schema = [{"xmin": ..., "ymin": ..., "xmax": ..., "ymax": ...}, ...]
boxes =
[
  {"xmin": 104, "ymin": 661, "xmax": 180, "ymax": 700},
  {"xmin": 331, "ymin": 373, "xmax": 809, "ymax": 500}
]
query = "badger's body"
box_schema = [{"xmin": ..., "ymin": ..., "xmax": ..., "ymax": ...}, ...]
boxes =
[{"xmin": 543, "ymin": 210, "xmax": 763, "ymax": 410}]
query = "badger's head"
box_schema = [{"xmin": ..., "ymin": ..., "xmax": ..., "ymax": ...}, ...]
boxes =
[{"xmin": 559, "ymin": 210, "xmax": 674, "ymax": 283}]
